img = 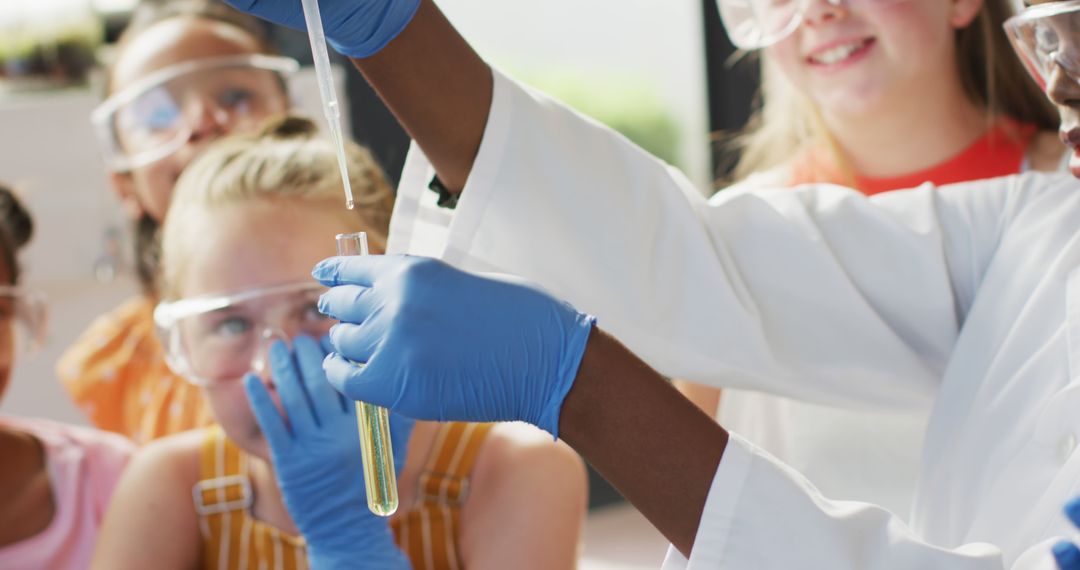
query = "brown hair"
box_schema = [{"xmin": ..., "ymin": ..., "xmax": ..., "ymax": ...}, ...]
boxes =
[
  {"xmin": 105, "ymin": 0, "xmax": 282, "ymax": 296},
  {"xmin": 0, "ymin": 185, "xmax": 34, "ymax": 285},
  {"xmin": 105, "ymin": 0, "xmax": 276, "ymax": 95},
  {"xmin": 160, "ymin": 114, "xmax": 395, "ymax": 299},
  {"xmin": 729, "ymin": 0, "xmax": 1059, "ymax": 185}
]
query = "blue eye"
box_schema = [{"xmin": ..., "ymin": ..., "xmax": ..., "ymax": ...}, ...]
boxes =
[
  {"xmin": 218, "ymin": 88, "xmax": 256, "ymax": 113},
  {"xmin": 1036, "ymin": 26, "xmax": 1060, "ymax": 57},
  {"xmin": 213, "ymin": 315, "xmax": 253, "ymax": 338},
  {"xmin": 127, "ymin": 87, "xmax": 182, "ymax": 133}
]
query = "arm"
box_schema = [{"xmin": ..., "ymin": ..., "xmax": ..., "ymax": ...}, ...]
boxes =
[
  {"xmin": 315, "ymin": 264, "xmax": 1017, "ymax": 566},
  {"xmin": 561, "ymin": 330, "xmax": 726, "ymax": 556},
  {"xmin": 224, "ymin": 0, "xmax": 490, "ymax": 193},
  {"xmin": 316, "ymin": 249, "xmax": 1072, "ymax": 567},
  {"xmin": 386, "ymin": 68, "xmax": 1034, "ymax": 411},
  {"xmin": 91, "ymin": 433, "xmax": 201, "ymax": 570},
  {"xmin": 673, "ymin": 380, "xmax": 722, "ymax": 417},
  {"xmin": 459, "ymin": 424, "xmax": 587, "ymax": 569},
  {"xmin": 562, "ymin": 331, "xmax": 1013, "ymax": 567},
  {"xmin": 348, "ymin": 0, "xmax": 491, "ymax": 192}
]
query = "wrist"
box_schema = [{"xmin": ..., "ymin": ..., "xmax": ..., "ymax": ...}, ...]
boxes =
[
  {"xmin": 557, "ymin": 329, "xmax": 611, "ymax": 443},
  {"xmin": 538, "ymin": 311, "xmax": 596, "ymax": 438}
]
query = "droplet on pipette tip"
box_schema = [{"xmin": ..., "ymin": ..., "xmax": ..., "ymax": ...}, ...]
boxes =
[{"xmin": 345, "ymin": 198, "xmax": 355, "ymax": 210}]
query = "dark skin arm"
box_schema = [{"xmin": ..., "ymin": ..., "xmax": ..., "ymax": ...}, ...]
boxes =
[
  {"xmin": 561, "ymin": 329, "xmax": 729, "ymax": 558},
  {"xmin": 349, "ymin": 0, "xmax": 492, "ymax": 192},
  {"xmin": 353, "ymin": 1, "xmax": 729, "ymax": 556}
]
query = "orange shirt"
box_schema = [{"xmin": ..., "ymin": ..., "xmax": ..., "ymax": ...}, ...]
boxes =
[
  {"xmin": 787, "ymin": 120, "xmax": 1039, "ymax": 194},
  {"xmin": 58, "ymin": 296, "xmax": 213, "ymax": 442}
]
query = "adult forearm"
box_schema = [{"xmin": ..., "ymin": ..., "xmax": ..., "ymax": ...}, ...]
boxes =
[
  {"xmin": 350, "ymin": 0, "xmax": 492, "ymax": 192},
  {"xmin": 558, "ymin": 329, "xmax": 729, "ymax": 557}
]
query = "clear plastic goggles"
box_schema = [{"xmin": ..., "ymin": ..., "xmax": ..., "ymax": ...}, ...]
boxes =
[
  {"xmin": 717, "ymin": 0, "xmax": 907, "ymax": 50},
  {"xmin": 90, "ymin": 54, "xmax": 298, "ymax": 172},
  {"xmin": 0, "ymin": 286, "xmax": 48, "ymax": 356},
  {"xmin": 154, "ymin": 282, "xmax": 332, "ymax": 387},
  {"xmin": 1005, "ymin": 1, "xmax": 1080, "ymax": 92}
]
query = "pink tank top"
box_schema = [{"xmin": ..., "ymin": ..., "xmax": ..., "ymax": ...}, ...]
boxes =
[{"xmin": 0, "ymin": 416, "xmax": 134, "ymax": 569}]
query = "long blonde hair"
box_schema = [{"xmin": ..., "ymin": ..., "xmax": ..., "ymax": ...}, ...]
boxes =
[
  {"xmin": 729, "ymin": 0, "xmax": 1059, "ymax": 184},
  {"xmin": 160, "ymin": 115, "xmax": 394, "ymax": 298}
]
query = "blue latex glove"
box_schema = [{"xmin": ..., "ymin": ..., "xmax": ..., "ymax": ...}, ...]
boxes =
[
  {"xmin": 223, "ymin": 0, "xmax": 420, "ymax": 58},
  {"xmin": 244, "ymin": 335, "xmax": 414, "ymax": 569},
  {"xmin": 1054, "ymin": 497, "xmax": 1080, "ymax": 570},
  {"xmin": 312, "ymin": 255, "xmax": 596, "ymax": 439}
]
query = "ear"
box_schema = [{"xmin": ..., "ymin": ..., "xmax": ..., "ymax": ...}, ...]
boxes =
[
  {"xmin": 108, "ymin": 171, "xmax": 146, "ymax": 220},
  {"xmin": 950, "ymin": 0, "xmax": 984, "ymax": 28}
]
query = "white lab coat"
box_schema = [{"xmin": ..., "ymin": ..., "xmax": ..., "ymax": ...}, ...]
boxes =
[
  {"xmin": 387, "ymin": 68, "xmax": 1080, "ymax": 568},
  {"xmin": 718, "ymin": 168, "xmax": 928, "ymax": 519}
]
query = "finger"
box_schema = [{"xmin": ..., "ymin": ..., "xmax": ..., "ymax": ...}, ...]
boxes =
[
  {"xmin": 244, "ymin": 374, "xmax": 290, "ymax": 446},
  {"xmin": 269, "ymin": 340, "xmax": 316, "ymax": 432},
  {"xmin": 317, "ymin": 284, "xmax": 378, "ymax": 323},
  {"xmin": 311, "ymin": 254, "xmax": 397, "ymax": 287},
  {"xmin": 1053, "ymin": 541, "xmax": 1080, "ymax": 570},
  {"xmin": 323, "ymin": 352, "xmax": 400, "ymax": 412},
  {"xmin": 328, "ymin": 323, "xmax": 381, "ymax": 364},
  {"xmin": 318, "ymin": 335, "xmax": 354, "ymax": 412},
  {"xmin": 293, "ymin": 335, "xmax": 345, "ymax": 415},
  {"xmin": 1066, "ymin": 497, "xmax": 1080, "ymax": 528}
]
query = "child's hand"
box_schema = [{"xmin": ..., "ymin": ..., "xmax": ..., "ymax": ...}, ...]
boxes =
[
  {"xmin": 244, "ymin": 335, "xmax": 413, "ymax": 570},
  {"xmin": 1054, "ymin": 498, "xmax": 1080, "ymax": 569}
]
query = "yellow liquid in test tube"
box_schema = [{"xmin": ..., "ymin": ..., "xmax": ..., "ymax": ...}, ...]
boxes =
[{"xmin": 336, "ymin": 232, "xmax": 398, "ymax": 516}]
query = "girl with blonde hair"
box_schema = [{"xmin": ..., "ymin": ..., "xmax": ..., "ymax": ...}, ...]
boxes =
[{"xmin": 92, "ymin": 115, "xmax": 586, "ymax": 570}]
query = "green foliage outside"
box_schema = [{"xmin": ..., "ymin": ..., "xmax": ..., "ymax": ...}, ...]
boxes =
[{"xmin": 516, "ymin": 69, "xmax": 683, "ymax": 169}]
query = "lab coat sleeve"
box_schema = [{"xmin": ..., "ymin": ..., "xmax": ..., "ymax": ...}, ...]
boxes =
[
  {"xmin": 657, "ymin": 433, "xmax": 1063, "ymax": 569},
  {"xmin": 387, "ymin": 67, "xmax": 1020, "ymax": 412}
]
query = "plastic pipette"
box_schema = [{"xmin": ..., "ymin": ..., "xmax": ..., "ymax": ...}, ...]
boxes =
[{"xmin": 300, "ymin": 0, "xmax": 355, "ymax": 209}]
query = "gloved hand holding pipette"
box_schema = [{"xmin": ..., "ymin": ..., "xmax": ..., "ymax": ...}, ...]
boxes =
[
  {"xmin": 245, "ymin": 336, "xmax": 413, "ymax": 570},
  {"xmin": 1054, "ymin": 498, "xmax": 1080, "ymax": 570},
  {"xmin": 223, "ymin": 0, "xmax": 419, "ymax": 58},
  {"xmin": 314, "ymin": 255, "xmax": 596, "ymax": 438}
]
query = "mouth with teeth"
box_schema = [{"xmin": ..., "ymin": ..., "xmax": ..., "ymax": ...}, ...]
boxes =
[{"xmin": 807, "ymin": 38, "xmax": 875, "ymax": 67}]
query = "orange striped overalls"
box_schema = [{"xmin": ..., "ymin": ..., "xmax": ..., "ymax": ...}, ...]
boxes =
[{"xmin": 195, "ymin": 422, "xmax": 494, "ymax": 570}]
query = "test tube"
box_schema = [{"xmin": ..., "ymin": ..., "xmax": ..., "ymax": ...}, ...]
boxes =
[{"xmin": 335, "ymin": 232, "xmax": 399, "ymax": 517}]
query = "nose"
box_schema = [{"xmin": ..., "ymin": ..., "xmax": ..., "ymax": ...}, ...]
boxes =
[
  {"xmin": 1046, "ymin": 62, "xmax": 1080, "ymax": 109},
  {"xmin": 182, "ymin": 95, "xmax": 230, "ymax": 144},
  {"xmin": 802, "ymin": 0, "xmax": 847, "ymax": 27}
]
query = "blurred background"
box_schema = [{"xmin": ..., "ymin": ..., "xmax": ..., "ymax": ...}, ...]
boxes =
[{"xmin": 0, "ymin": 1, "xmax": 757, "ymax": 566}]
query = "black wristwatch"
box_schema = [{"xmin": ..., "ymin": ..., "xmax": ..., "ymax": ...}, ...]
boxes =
[{"xmin": 428, "ymin": 175, "xmax": 459, "ymax": 209}]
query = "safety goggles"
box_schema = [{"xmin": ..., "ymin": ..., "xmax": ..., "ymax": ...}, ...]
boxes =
[
  {"xmin": 1005, "ymin": 1, "xmax": 1080, "ymax": 92},
  {"xmin": 154, "ymin": 282, "xmax": 332, "ymax": 387},
  {"xmin": 0, "ymin": 286, "xmax": 48, "ymax": 355},
  {"xmin": 91, "ymin": 54, "xmax": 298, "ymax": 172},
  {"xmin": 717, "ymin": 0, "xmax": 907, "ymax": 50}
]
